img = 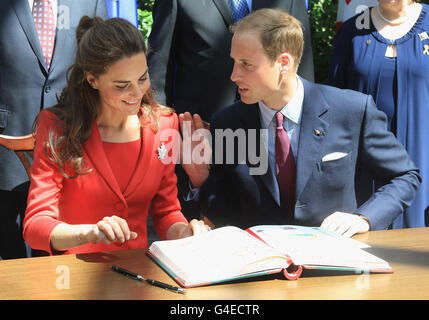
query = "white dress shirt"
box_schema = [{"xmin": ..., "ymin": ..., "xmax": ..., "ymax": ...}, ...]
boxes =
[{"xmin": 258, "ymin": 76, "xmax": 304, "ymax": 178}]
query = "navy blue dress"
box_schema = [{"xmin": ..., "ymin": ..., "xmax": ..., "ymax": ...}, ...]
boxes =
[{"xmin": 329, "ymin": 5, "xmax": 429, "ymax": 228}]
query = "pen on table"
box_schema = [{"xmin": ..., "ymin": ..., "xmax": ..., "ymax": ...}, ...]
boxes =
[{"xmin": 110, "ymin": 265, "xmax": 185, "ymax": 294}]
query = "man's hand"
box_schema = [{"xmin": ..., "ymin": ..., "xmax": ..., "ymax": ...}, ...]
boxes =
[
  {"xmin": 178, "ymin": 112, "xmax": 212, "ymax": 188},
  {"xmin": 320, "ymin": 212, "xmax": 370, "ymax": 237}
]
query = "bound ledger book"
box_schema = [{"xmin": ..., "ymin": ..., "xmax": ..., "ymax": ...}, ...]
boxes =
[{"xmin": 147, "ymin": 225, "xmax": 393, "ymax": 288}]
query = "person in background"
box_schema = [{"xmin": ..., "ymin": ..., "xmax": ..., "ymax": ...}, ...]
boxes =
[
  {"xmin": 147, "ymin": 0, "xmax": 314, "ymax": 222},
  {"xmin": 181, "ymin": 8, "xmax": 421, "ymax": 237},
  {"xmin": 329, "ymin": 0, "xmax": 429, "ymax": 228},
  {"xmin": 0, "ymin": 0, "xmax": 108, "ymax": 260},
  {"xmin": 23, "ymin": 16, "xmax": 208, "ymax": 255},
  {"xmin": 335, "ymin": 0, "xmax": 378, "ymax": 32}
]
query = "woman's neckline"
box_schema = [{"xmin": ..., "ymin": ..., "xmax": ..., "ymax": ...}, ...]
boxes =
[{"xmin": 370, "ymin": 4, "xmax": 425, "ymax": 44}]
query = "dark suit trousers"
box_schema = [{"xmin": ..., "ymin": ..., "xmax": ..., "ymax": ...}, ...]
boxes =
[{"xmin": 0, "ymin": 184, "xmax": 29, "ymax": 260}]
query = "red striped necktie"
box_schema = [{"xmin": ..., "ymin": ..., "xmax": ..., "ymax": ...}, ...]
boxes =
[
  {"xmin": 275, "ymin": 112, "xmax": 296, "ymax": 214},
  {"xmin": 32, "ymin": 0, "xmax": 56, "ymax": 70}
]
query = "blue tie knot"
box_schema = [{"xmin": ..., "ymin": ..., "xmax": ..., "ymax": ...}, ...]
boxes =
[{"xmin": 229, "ymin": 0, "xmax": 249, "ymax": 22}]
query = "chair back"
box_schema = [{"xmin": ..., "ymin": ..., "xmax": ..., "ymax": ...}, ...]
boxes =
[{"xmin": 0, "ymin": 134, "xmax": 36, "ymax": 178}]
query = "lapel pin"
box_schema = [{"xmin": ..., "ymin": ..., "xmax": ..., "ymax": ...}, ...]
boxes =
[
  {"xmin": 423, "ymin": 44, "xmax": 429, "ymax": 56},
  {"xmin": 157, "ymin": 142, "xmax": 167, "ymax": 160},
  {"xmin": 419, "ymin": 31, "xmax": 429, "ymax": 41},
  {"xmin": 314, "ymin": 129, "xmax": 323, "ymax": 136}
]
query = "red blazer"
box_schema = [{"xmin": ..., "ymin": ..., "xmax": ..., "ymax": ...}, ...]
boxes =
[{"xmin": 23, "ymin": 109, "xmax": 187, "ymax": 255}]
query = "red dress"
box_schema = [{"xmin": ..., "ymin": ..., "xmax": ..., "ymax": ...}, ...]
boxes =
[
  {"xmin": 23, "ymin": 109, "xmax": 187, "ymax": 255},
  {"xmin": 103, "ymin": 139, "xmax": 141, "ymax": 193}
]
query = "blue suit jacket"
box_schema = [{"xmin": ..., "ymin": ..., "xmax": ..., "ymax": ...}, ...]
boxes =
[
  {"xmin": 0, "ymin": 0, "xmax": 108, "ymax": 191},
  {"xmin": 198, "ymin": 79, "xmax": 421, "ymax": 230}
]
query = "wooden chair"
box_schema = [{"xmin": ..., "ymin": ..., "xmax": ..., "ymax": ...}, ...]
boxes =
[
  {"xmin": 0, "ymin": 134, "xmax": 48, "ymax": 257},
  {"xmin": 0, "ymin": 134, "xmax": 35, "ymax": 177}
]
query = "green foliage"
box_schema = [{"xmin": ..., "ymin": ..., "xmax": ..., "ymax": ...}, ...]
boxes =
[
  {"xmin": 137, "ymin": 0, "xmax": 154, "ymax": 40},
  {"xmin": 138, "ymin": 8, "xmax": 153, "ymax": 40},
  {"xmin": 308, "ymin": 0, "xmax": 337, "ymax": 84},
  {"xmin": 137, "ymin": 0, "xmax": 154, "ymax": 11}
]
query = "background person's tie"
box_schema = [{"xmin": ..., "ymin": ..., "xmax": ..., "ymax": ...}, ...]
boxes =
[
  {"xmin": 32, "ymin": 0, "xmax": 56, "ymax": 70},
  {"xmin": 228, "ymin": 0, "xmax": 250, "ymax": 22},
  {"xmin": 275, "ymin": 112, "xmax": 296, "ymax": 214}
]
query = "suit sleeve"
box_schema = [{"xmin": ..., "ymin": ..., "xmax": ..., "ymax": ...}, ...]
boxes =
[
  {"xmin": 147, "ymin": 0, "xmax": 178, "ymax": 105},
  {"xmin": 355, "ymin": 95, "xmax": 421, "ymax": 229},
  {"xmin": 290, "ymin": 0, "xmax": 314, "ymax": 82},
  {"xmin": 23, "ymin": 111, "xmax": 65, "ymax": 254},
  {"xmin": 196, "ymin": 114, "xmax": 241, "ymax": 228},
  {"xmin": 199, "ymin": 166, "xmax": 240, "ymax": 228},
  {"xmin": 149, "ymin": 113, "xmax": 188, "ymax": 239}
]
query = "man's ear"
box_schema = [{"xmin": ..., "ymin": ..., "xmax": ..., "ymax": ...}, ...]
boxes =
[{"xmin": 278, "ymin": 52, "xmax": 294, "ymax": 75}]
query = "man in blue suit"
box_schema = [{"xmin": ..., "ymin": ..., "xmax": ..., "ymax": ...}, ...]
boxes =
[
  {"xmin": 0, "ymin": 0, "xmax": 108, "ymax": 259},
  {"xmin": 148, "ymin": 0, "xmax": 314, "ymax": 224},
  {"xmin": 181, "ymin": 8, "xmax": 421, "ymax": 237}
]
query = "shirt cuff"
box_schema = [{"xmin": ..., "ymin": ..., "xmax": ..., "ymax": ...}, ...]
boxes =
[{"xmin": 184, "ymin": 180, "xmax": 200, "ymax": 202}]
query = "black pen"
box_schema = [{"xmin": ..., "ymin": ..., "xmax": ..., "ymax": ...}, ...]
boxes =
[{"xmin": 110, "ymin": 265, "xmax": 185, "ymax": 294}]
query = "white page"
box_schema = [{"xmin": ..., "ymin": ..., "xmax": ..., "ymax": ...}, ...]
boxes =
[
  {"xmin": 149, "ymin": 226, "xmax": 289, "ymax": 285},
  {"xmin": 249, "ymin": 225, "xmax": 389, "ymax": 269}
]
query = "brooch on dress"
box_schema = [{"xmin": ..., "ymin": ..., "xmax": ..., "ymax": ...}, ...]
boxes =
[
  {"xmin": 419, "ymin": 31, "xmax": 429, "ymax": 41},
  {"xmin": 424, "ymin": 44, "xmax": 429, "ymax": 56},
  {"xmin": 157, "ymin": 142, "xmax": 167, "ymax": 160}
]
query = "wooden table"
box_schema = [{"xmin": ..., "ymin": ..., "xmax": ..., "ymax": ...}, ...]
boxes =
[{"xmin": 0, "ymin": 227, "xmax": 428, "ymax": 300}]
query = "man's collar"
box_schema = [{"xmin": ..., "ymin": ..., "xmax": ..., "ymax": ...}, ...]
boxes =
[{"xmin": 258, "ymin": 76, "xmax": 304, "ymax": 127}]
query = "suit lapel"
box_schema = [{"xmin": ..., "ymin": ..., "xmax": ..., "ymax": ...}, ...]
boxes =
[
  {"xmin": 239, "ymin": 80, "xmax": 331, "ymax": 206},
  {"xmin": 83, "ymin": 116, "xmax": 156, "ymax": 201},
  {"xmin": 48, "ymin": 0, "xmax": 68, "ymax": 75},
  {"xmin": 212, "ymin": 0, "xmax": 235, "ymax": 28},
  {"xmin": 10, "ymin": 0, "xmax": 47, "ymax": 73},
  {"xmin": 295, "ymin": 79, "xmax": 330, "ymax": 199},
  {"xmin": 240, "ymin": 103, "xmax": 280, "ymax": 206},
  {"xmin": 122, "ymin": 124, "xmax": 155, "ymax": 198},
  {"xmin": 83, "ymin": 122, "xmax": 124, "ymax": 200}
]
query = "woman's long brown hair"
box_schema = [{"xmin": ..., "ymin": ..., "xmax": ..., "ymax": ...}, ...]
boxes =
[{"xmin": 34, "ymin": 16, "xmax": 168, "ymax": 179}]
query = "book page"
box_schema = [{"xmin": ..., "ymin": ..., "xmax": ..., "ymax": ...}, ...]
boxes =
[
  {"xmin": 248, "ymin": 225, "xmax": 390, "ymax": 270},
  {"xmin": 149, "ymin": 226, "xmax": 289, "ymax": 286}
]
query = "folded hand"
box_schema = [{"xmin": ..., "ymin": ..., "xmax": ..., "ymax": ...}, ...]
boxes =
[
  {"xmin": 83, "ymin": 215, "xmax": 138, "ymax": 245},
  {"xmin": 320, "ymin": 212, "xmax": 370, "ymax": 237}
]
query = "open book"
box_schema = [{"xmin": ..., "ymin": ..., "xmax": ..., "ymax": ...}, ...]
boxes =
[{"xmin": 147, "ymin": 225, "xmax": 393, "ymax": 288}]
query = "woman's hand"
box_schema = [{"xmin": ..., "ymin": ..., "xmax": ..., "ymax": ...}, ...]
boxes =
[
  {"xmin": 50, "ymin": 216, "xmax": 138, "ymax": 252},
  {"xmin": 166, "ymin": 219, "xmax": 211, "ymax": 240},
  {"xmin": 83, "ymin": 215, "xmax": 138, "ymax": 245}
]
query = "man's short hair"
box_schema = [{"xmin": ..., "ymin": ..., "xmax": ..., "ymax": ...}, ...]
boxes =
[{"xmin": 230, "ymin": 8, "xmax": 304, "ymax": 71}]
